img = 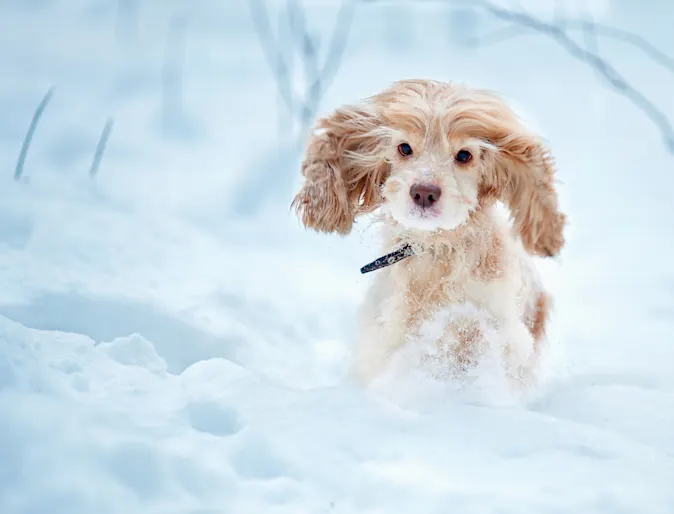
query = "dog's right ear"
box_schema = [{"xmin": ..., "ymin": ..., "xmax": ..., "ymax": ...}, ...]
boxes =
[{"xmin": 291, "ymin": 104, "xmax": 389, "ymax": 235}]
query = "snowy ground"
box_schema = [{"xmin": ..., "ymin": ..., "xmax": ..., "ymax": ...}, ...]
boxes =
[{"xmin": 1, "ymin": 1, "xmax": 673, "ymax": 513}]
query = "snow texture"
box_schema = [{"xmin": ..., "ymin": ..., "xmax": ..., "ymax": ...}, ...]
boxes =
[{"xmin": 0, "ymin": 1, "xmax": 673, "ymax": 513}]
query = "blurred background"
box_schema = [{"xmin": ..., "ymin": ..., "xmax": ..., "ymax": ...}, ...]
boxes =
[
  {"xmin": 0, "ymin": 1, "xmax": 673, "ymax": 511},
  {"xmin": 1, "ymin": 0, "xmax": 672, "ymax": 384}
]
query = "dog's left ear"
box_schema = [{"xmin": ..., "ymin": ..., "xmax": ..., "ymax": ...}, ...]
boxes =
[
  {"xmin": 483, "ymin": 131, "xmax": 566, "ymax": 257},
  {"xmin": 291, "ymin": 104, "xmax": 389, "ymax": 235}
]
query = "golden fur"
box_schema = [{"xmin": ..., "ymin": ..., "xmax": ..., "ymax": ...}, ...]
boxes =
[{"xmin": 292, "ymin": 79, "xmax": 564, "ymax": 386}]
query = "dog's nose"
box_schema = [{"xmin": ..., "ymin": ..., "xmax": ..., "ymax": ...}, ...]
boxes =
[{"xmin": 410, "ymin": 184, "xmax": 442, "ymax": 208}]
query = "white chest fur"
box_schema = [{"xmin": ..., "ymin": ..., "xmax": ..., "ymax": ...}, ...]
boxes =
[{"xmin": 350, "ymin": 221, "xmax": 545, "ymax": 385}]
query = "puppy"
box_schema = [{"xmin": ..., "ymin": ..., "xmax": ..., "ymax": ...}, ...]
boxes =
[{"xmin": 292, "ymin": 79, "xmax": 565, "ymax": 386}]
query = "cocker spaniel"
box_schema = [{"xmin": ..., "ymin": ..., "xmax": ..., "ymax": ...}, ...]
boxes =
[{"xmin": 292, "ymin": 79, "xmax": 565, "ymax": 388}]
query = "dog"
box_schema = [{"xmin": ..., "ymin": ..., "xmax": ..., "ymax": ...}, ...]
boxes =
[{"xmin": 292, "ymin": 79, "xmax": 565, "ymax": 387}]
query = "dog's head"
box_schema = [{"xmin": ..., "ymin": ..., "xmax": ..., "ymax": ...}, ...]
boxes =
[{"xmin": 292, "ymin": 79, "xmax": 565, "ymax": 257}]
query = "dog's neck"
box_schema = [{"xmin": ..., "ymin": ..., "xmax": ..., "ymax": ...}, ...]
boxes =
[
  {"xmin": 393, "ymin": 206, "xmax": 494, "ymax": 251},
  {"xmin": 361, "ymin": 207, "xmax": 497, "ymax": 275}
]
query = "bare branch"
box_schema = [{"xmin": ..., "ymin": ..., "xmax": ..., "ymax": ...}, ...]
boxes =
[
  {"xmin": 578, "ymin": 6, "xmax": 599, "ymax": 82},
  {"xmin": 89, "ymin": 118, "xmax": 114, "ymax": 179},
  {"xmin": 15, "ymin": 87, "xmax": 54, "ymax": 181},
  {"xmin": 287, "ymin": 0, "xmax": 322, "ymax": 128},
  {"xmin": 251, "ymin": 0, "xmax": 355, "ymax": 137},
  {"xmin": 476, "ymin": 0, "xmax": 674, "ymax": 152},
  {"xmin": 472, "ymin": 18, "xmax": 674, "ymax": 75},
  {"xmin": 285, "ymin": 0, "xmax": 355, "ymax": 128},
  {"xmin": 565, "ymin": 20, "xmax": 674, "ymax": 74},
  {"xmin": 360, "ymin": 0, "xmax": 674, "ymax": 153},
  {"xmin": 313, "ymin": 0, "xmax": 356, "ymax": 95},
  {"xmin": 576, "ymin": 5, "xmax": 598, "ymax": 57},
  {"xmin": 249, "ymin": 0, "xmax": 306, "ymax": 118}
]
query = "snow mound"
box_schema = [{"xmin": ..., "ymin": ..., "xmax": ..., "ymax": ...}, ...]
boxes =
[{"xmin": 1, "ymin": 314, "xmax": 673, "ymax": 513}]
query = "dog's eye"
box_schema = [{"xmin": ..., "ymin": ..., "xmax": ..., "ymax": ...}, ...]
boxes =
[
  {"xmin": 455, "ymin": 149, "xmax": 472, "ymax": 163},
  {"xmin": 398, "ymin": 143, "xmax": 413, "ymax": 157}
]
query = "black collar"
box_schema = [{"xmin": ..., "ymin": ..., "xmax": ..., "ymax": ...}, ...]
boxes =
[{"xmin": 360, "ymin": 244, "xmax": 415, "ymax": 274}]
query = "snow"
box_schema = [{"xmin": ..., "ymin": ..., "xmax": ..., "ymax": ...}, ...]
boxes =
[{"xmin": 1, "ymin": 1, "xmax": 673, "ymax": 513}]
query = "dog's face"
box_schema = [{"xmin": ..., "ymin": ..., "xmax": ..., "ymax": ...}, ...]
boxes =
[
  {"xmin": 292, "ymin": 79, "xmax": 566, "ymax": 257},
  {"xmin": 380, "ymin": 131, "xmax": 486, "ymax": 232}
]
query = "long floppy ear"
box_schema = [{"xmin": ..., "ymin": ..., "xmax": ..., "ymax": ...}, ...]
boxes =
[
  {"xmin": 291, "ymin": 104, "xmax": 389, "ymax": 235},
  {"xmin": 482, "ymin": 125, "xmax": 566, "ymax": 258}
]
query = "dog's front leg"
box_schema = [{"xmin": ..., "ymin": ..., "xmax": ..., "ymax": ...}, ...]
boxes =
[{"xmin": 466, "ymin": 276, "xmax": 537, "ymax": 372}]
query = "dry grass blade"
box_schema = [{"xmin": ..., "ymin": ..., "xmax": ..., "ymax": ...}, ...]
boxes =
[{"xmin": 15, "ymin": 87, "xmax": 55, "ymax": 181}]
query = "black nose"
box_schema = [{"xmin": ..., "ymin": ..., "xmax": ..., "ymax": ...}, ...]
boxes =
[{"xmin": 410, "ymin": 184, "xmax": 442, "ymax": 208}]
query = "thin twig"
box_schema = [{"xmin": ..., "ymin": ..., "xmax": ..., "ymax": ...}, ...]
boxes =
[
  {"xmin": 311, "ymin": 0, "xmax": 356, "ymax": 99},
  {"xmin": 89, "ymin": 118, "xmax": 114, "ymax": 178},
  {"xmin": 566, "ymin": 20, "xmax": 674, "ymax": 74},
  {"xmin": 579, "ymin": 10, "xmax": 600, "ymax": 85},
  {"xmin": 249, "ymin": 0, "xmax": 306, "ymax": 117},
  {"xmin": 287, "ymin": 0, "xmax": 322, "ymax": 129},
  {"xmin": 251, "ymin": 0, "xmax": 356, "ymax": 133},
  {"xmin": 361, "ymin": 0, "xmax": 674, "ymax": 153},
  {"xmin": 580, "ymin": 16, "xmax": 599, "ymax": 57},
  {"xmin": 15, "ymin": 87, "xmax": 54, "ymax": 181},
  {"xmin": 472, "ymin": 19, "xmax": 674, "ymax": 75},
  {"xmin": 477, "ymin": 0, "xmax": 674, "ymax": 152}
]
